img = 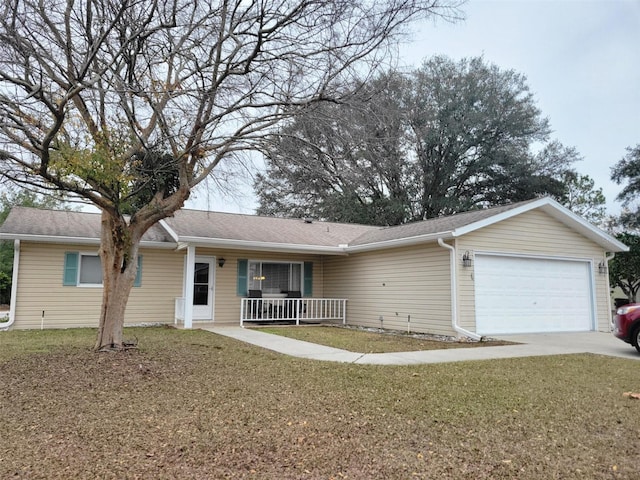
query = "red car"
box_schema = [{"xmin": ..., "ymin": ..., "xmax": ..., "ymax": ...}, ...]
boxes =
[{"xmin": 613, "ymin": 304, "xmax": 640, "ymax": 353}]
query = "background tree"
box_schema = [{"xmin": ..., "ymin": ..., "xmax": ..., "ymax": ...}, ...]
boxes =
[
  {"xmin": 609, "ymin": 232, "xmax": 640, "ymax": 303},
  {"xmin": 0, "ymin": 0, "xmax": 459, "ymax": 350},
  {"xmin": 558, "ymin": 171, "xmax": 606, "ymax": 226},
  {"xmin": 256, "ymin": 74, "xmax": 410, "ymax": 225},
  {"xmin": 0, "ymin": 189, "xmax": 69, "ymax": 304},
  {"xmin": 611, "ymin": 144, "xmax": 640, "ymax": 227},
  {"xmin": 256, "ymin": 56, "xmax": 579, "ymax": 224}
]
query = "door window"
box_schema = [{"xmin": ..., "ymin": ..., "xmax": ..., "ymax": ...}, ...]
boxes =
[{"xmin": 193, "ymin": 262, "xmax": 209, "ymax": 305}]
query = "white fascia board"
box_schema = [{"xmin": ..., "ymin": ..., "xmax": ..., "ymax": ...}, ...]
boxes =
[
  {"xmin": 0, "ymin": 233, "xmax": 177, "ymax": 249},
  {"xmin": 451, "ymin": 197, "xmax": 629, "ymax": 253},
  {"xmin": 176, "ymin": 242, "xmax": 190, "ymax": 251},
  {"xmin": 0, "ymin": 233, "xmax": 101, "ymax": 245},
  {"xmin": 158, "ymin": 219, "xmax": 180, "ymax": 243},
  {"xmin": 345, "ymin": 231, "xmax": 454, "ymax": 253},
  {"xmin": 178, "ymin": 236, "xmax": 348, "ymax": 255},
  {"xmin": 139, "ymin": 241, "xmax": 178, "ymax": 249}
]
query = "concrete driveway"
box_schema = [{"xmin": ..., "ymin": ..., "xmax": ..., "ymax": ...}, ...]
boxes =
[
  {"xmin": 494, "ymin": 331, "xmax": 640, "ymax": 361},
  {"xmin": 208, "ymin": 328, "xmax": 640, "ymax": 365}
]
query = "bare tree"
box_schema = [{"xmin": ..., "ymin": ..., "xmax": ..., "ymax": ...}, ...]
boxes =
[{"xmin": 0, "ymin": 0, "xmax": 460, "ymax": 350}]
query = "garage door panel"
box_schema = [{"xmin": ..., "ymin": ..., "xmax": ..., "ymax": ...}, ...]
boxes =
[{"xmin": 474, "ymin": 255, "xmax": 593, "ymax": 335}]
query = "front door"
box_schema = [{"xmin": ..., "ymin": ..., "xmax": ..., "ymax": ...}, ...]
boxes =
[{"xmin": 192, "ymin": 256, "xmax": 215, "ymax": 321}]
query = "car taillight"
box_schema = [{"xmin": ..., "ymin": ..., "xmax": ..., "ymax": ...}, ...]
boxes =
[{"xmin": 616, "ymin": 305, "xmax": 640, "ymax": 315}]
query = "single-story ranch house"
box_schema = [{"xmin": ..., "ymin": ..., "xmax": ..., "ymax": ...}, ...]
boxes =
[{"xmin": 0, "ymin": 197, "xmax": 628, "ymax": 338}]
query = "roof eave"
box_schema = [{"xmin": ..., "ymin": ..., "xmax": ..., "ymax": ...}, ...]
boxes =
[
  {"xmin": 345, "ymin": 231, "xmax": 454, "ymax": 253},
  {"xmin": 159, "ymin": 219, "xmax": 180, "ymax": 242},
  {"xmin": 0, "ymin": 233, "xmax": 177, "ymax": 249},
  {"xmin": 178, "ymin": 236, "xmax": 348, "ymax": 255}
]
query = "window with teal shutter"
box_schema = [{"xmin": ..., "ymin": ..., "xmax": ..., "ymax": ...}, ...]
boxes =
[
  {"xmin": 237, "ymin": 259, "xmax": 248, "ymax": 296},
  {"xmin": 63, "ymin": 252, "xmax": 143, "ymax": 287},
  {"xmin": 303, "ymin": 262, "xmax": 313, "ymax": 297},
  {"xmin": 63, "ymin": 252, "xmax": 79, "ymax": 286}
]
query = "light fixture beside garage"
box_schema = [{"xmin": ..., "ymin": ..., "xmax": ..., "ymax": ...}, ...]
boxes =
[
  {"xmin": 462, "ymin": 251, "xmax": 473, "ymax": 267},
  {"xmin": 598, "ymin": 260, "xmax": 607, "ymax": 274}
]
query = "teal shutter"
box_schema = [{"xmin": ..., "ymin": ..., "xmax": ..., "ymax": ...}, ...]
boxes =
[
  {"xmin": 134, "ymin": 255, "xmax": 143, "ymax": 287},
  {"xmin": 63, "ymin": 252, "xmax": 79, "ymax": 286},
  {"xmin": 303, "ymin": 262, "xmax": 313, "ymax": 297},
  {"xmin": 237, "ymin": 259, "xmax": 248, "ymax": 296}
]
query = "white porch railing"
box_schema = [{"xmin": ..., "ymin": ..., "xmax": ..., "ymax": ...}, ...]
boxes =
[
  {"xmin": 240, "ymin": 298, "xmax": 347, "ymax": 327},
  {"xmin": 175, "ymin": 297, "xmax": 347, "ymax": 327}
]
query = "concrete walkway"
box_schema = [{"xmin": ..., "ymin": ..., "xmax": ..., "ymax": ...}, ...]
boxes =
[{"xmin": 205, "ymin": 327, "xmax": 640, "ymax": 365}]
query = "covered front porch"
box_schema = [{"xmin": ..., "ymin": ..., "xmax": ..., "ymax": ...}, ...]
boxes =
[{"xmin": 172, "ymin": 244, "xmax": 346, "ymax": 329}]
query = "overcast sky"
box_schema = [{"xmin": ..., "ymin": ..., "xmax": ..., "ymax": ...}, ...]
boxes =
[{"xmin": 187, "ymin": 0, "xmax": 640, "ymax": 216}]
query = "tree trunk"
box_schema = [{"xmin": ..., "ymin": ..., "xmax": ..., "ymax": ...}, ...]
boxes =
[{"xmin": 94, "ymin": 211, "xmax": 140, "ymax": 351}]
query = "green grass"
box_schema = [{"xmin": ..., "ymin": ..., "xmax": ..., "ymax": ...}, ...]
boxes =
[
  {"xmin": 0, "ymin": 327, "xmax": 94, "ymax": 360},
  {"xmin": 0, "ymin": 327, "xmax": 639, "ymax": 479},
  {"xmin": 255, "ymin": 325, "xmax": 514, "ymax": 353}
]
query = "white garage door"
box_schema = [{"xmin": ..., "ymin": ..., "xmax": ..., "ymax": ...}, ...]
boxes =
[{"xmin": 474, "ymin": 255, "xmax": 594, "ymax": 335}]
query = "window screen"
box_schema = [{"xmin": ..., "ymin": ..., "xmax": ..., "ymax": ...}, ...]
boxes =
[{"xmin": 79, "ymin": 254, "xmax": 102, "ymax": 284}]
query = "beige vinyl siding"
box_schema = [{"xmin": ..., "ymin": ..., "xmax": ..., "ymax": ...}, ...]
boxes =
[
  {"xmin": 125, "ymin": 248, "xmax": 184, "ymax": 324},
  {"xmin": 456, "ymin": 209, "xmax": 611, "ymax": 332},
  {"xmin": 323, "ymin": 243, "xmax": 453, "ymax": 335},
  {"xmin": 12, "ymin": 243, "xmax": 182, "ymax": 329},
  {"xmin": 189, "ymin": 248, "xmax": 324, "ymax": 326}
]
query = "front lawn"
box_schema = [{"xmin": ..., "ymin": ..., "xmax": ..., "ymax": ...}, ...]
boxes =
[
  {"xmin": 255, "ymin": 325, "xmax": 513, "ymax": 352},
  {"xmin": 0, "ymin": 327, "xmax": 638, "ymax": 479}
]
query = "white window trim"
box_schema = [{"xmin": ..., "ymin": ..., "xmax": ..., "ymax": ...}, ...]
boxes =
[{"xmin": 248, "ymin": 260, "xmax": 303, "ymax": 295}]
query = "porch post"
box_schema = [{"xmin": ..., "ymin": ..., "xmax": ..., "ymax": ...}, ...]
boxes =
[
  {"xmin": 342, "ymin": 299, "xmax": 347, "ymax": 325},
  {"xmin": 184, "ymin": 244, "xmax": 195, "ymax": 329}
]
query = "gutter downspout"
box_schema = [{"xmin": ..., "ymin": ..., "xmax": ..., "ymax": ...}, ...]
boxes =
[
  {"xmin": 1, "ymin": 239, "xmax": 19, "ymax": 330},
  {"xmin": 437, "ymin": 238, "xmax": 481, "ymax": 341}
]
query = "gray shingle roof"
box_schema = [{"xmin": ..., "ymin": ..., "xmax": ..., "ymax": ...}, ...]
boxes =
[
  {"xmin": 0, "ymin": 197, "xmax": 625, "ymax": 253},
  {"xmin": 0, "ymin": 199, "xmax": 546, "ymax": 248},
  {"xmin": 349, "ymin": 201, "xmax": 534, "ymax": 246},
  {"xmin": 163, "ymin": 209, "xmax": 376, "ymax": 247},
  {"xmin": 0, "ymin": 206, "xmax": 174, "ymax": 243}
]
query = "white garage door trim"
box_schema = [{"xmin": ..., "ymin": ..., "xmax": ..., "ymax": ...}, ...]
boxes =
[{"xmin": 474, "ymin": 253, "xmax": 596, "ymax": 335}]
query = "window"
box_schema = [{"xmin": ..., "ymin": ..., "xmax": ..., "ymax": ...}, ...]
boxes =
[
  {"xmin": 193, "ymin": 262, "xmax": 210, "ymax": 305},
  {"xmin": 79, "ymin": 254, "xmax": 102, "ymax": 285},
  {"xmin": 236, "ymin": 259, "xmax": 312, "ymax": 297},
  {"xmin": 63, "ymin": 252, "xmax": 142, "ymax": 287},
  {"xmin": 248, "ymin": 261, "xmax": 302, "ymax": 294}
]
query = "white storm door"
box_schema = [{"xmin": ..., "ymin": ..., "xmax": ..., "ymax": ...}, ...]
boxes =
[{"xmin": 192, "ymin": 256, "xmax": 215, "ymax": 320}]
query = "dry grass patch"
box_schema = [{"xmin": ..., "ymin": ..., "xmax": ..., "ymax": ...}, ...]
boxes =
[
  {"xmin": 255, "ymin": 325, "xmax": 513, "ymax": 353},
  {"xmin": 1, "ymin": 327, "xmax": 639, "ymax": 479}
]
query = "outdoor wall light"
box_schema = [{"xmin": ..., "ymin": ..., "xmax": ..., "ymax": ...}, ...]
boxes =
[
  {"xmin": 598, "ymin": 260, "xmax": 607, "ymax": 274},
  {"xmin": 218, "ymin": 258, "xmax": 226, "ymax": 268},
  {"xmin": 462, "ymin": 251, "xmax": 472, "ymax": 268}
]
